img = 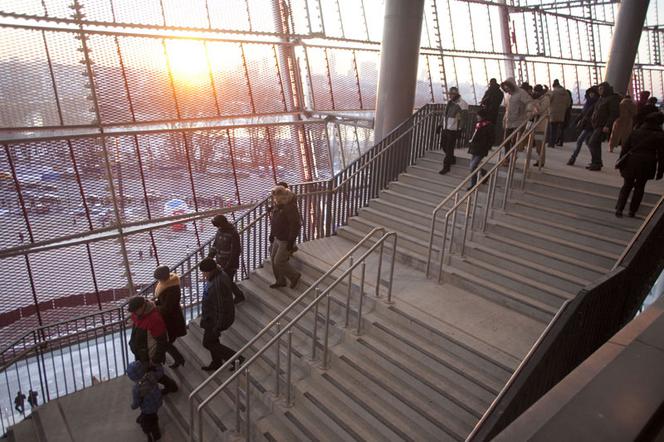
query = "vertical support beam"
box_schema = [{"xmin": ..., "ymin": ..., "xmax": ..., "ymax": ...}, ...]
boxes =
[
  {"xmin": 605, "ymin": 0, "xmax": 651, "ymax": 95},
  {"xmin": 374, "ymin": 0, "xmax": 425, "ymax": 142},
  {"xmin": 497, "ymin": 0, "xmax": 515, "ymax": 80}
]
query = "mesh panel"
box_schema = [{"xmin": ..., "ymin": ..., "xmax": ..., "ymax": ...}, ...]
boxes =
[
  {"xmin": 117, "ymin": 37, "xmax": 178, "ymax": 122},
  {"xmin": 0, "ymin": 28, "xmax": 60, "ymax": 127},
  {"xmin": 88, "ymin": 35, "xmax": 134, "ymax": 124},
  {"xmin": 42, "ymin": 0, "xmax": 74, "ymax": 20},
  {"xmin": 125, "ymin": 231, "xmax": 159, "ymax": 284},
  {"xmin": 415, "ymin": 53, "xmax": 434, "ymax": 108},
  {"xmin": 0, "ymin": 0, "xmax": 44, "ymax": 16},
  {"xmin": 272, "ymin": 125, "xmax": 305, "ymax": 184},
  {"xmin": 306, "ymin": 47, "xmax": 334, "ymax": 110},
  {"xmin": 88, "ymin": 239, "xmax": 128, "ymax": 292},
  {"xmin": 337, "ymin": 0, "xmax": 367, "ymax": 40},
  {"xmin": 244, "ymin": 44, "xmax": 287, "ymax": 114},
  {"xmin": 111, "ymin": 0, "xmax": 165, "ymax": 26},
  {"xmin": 71, "ymin": 138, "xmax": 114, "ymax": 230},
  {"xmin": 6, "ymin": 141, "xmax": 90, "ymax": 243},
  {"xmin": 164, "ymin": 40, "xmax": 218, "ymax": 119},
  {"xmin": 305, "ymin": 123, "xmax": 332, "ymax": 180},
  {"xmin": 355, "ymin": 50, "xmax": 379, "ymax": 109},
  {"xmin": 30, "ymin": 245, "xmax": 97, "ymax": 305},
  {"xmin": 208, "ymin": 0, "xmax": 251, "ymax": 31},
  {"xmin": 208, "ymin": 42, "xmax": 253, "ymax": 116},
  {"xmin": 286, "ymin": 0, "xmax": 313, "ymax": 35},
  {"xmin": 320, "ymin": 0, "xmax": 344, "ymax": 38},
  {"xmin": 231, "ymin": 127, "xmax": 277, "ymax": 202},
  {"xmin": 328, "ymin": 49, "xmax": 360, "ymax": 110},
  {"xmin": 246, "ymin": 0, "xmax": 278, "ymax": 33},
  {"xmin": 108, "ymin": 136, "xmax": 150, "ymax": 223},
  {"xmin": 161, "ymin": 0, "xmax": 209, "ymax": 28},
  {"xmin": 81, "ymin": 0, "xmax": 114, "ymax": 23}
]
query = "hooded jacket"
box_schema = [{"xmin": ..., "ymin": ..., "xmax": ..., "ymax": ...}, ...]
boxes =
[
  {"xmin": 576, "ymin": 91, "xmax": 599, "ymax": 131},
  {"xmin": 154, "ymin": 273, "xmax": 187, "ymax": 342},
  {"xmin": 127, "ymin": 361, "xmax": 162, "ymax": 415},
  {"xmin": 200, "ymin": 268, "xmax": 235, "ymax": 332},
  {"xmin": 618, "ymin": 121, "xmax": 664, "ymax": 181},
  {"xmin": 269, "ymin": 188, "xmax": 301, "ymax": 247},
  {"xmin": 208, "ymin": 219, "xmax": 242, "ymax": 272},
  {"xmin": 502, "ymin": 78, "xmax": 532, "ymax": 129},
  {"xmin": 468, "ymin": 120, "xmax": 494, "ymax": 157},
  {"xmin": 591, "ymin": 82, "xmax": 620, "ymax": 130},
  {"xmin": 129, "ymin": 301, "xmax": 167, "ymax": 366}
]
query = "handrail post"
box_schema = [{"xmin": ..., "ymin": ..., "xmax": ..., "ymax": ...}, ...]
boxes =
[
  {"xmin": 438, "ymin": 215, "xmax": 450, "ymax": 283},
  {"xmin": 245, "ymin": 368, "xmax": 251, "ymax": 441},
  {"xmin": 274, "ymin": 321, "xmax": 281, "ymax": 397},
  {"xmin": 356, "ymin": 262, "xmax": 366, "ymax": 335},
  {"xmin": 345, "ymin": 257, "xmax": 354, "ymax": 327},
  {"xmin": 386, "ymin": 234, "xmax": 397, "ymax": 304},
  {"xmin": 448, "ymin": 193, "xmax": 459, "ymax": 253},
  {"xmin": 375, "ymin": 241, "xmax": 384, "ymax": 298},
  {"xmin": 460, "ymin": 193, "xmax": 472, "ymax": 257},
  {"xmin": 286, "ymin": 330, "xmax": 293, "ymax": 407},
  {"xmin": 322, "ymin": 294, "xmax": 331, "ymax": 370},
  {"xmin": 311, "ymin": 288, "xmax": 320, "ymax": 361},
  {"xmin": 235, "ymin": 359, "xmax": 241, "ymax": 432}
]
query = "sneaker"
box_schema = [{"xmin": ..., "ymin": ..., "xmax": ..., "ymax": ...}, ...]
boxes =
[
  {"xmin": 566, "ymin": 158, "xmax": 575, "ymax": 166},
  {"xmin": 233, "ymin": 291, "xmax": 246, "ymax": 304},
  {"xmin": 290, "ymin": 273, "xmax": 301, "ymax": 289},
  {"xmin": 587, "ymin": 164, "xmax": 602, "ymax": 171},
  {"xmin": 269, "ymin": 282, "xmax": 286, "ymax": 289},
  {"xmin": 438, "ymin": 167, "xmax": 450, "ymax": 175}
]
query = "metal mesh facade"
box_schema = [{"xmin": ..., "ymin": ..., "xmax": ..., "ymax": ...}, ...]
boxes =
[{"xmin": 1, "ymin": 0, "xmax": 664, "ymax": 347}]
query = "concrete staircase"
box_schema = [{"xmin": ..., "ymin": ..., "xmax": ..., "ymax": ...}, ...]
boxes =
[{"xmin": 8, "ymin": 149, "xmax": 658, "ymax": 441}]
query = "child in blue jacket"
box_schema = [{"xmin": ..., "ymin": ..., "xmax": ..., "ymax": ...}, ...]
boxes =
[{"xmin": 127, "ymin": 361, "xmax": 162, "ymax": 441}]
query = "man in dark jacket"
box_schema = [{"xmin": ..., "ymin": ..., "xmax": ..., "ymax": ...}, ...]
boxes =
[
  {"xmin": 269, "ymin": 186, "xmax": 301, "ymax": 289},
  {"xmin": 467, "ymin": 109, "xmax": 494, "ymax": 189},
  {"xmin": 153, "ymin": 266, "xmax": 186, "ymax": 368},
  {"xmin": 480, "ymin": 78, "xmax": 504, "ymax": 135},
  {"xmin": 615, "ymin": 111, "xmax": 664, "ymax": 217},
  {"xmin": 568, "ymin": 87, "xmax": 599, "ymax": 165},
  {"xmin": 587, "ymin": 81, "xmax": 621, "ymax": 170},
  {"xmin": 436, "ymin": 86, "xmax": 469, "ymax": 175},
  {"xmin": 208, "ymin": 215, "xmax": 245, "ymax": 304},
  {"xmin": 198, "ymin": 258, "xmax": 243, "ymax": 371},
  {"xmin": 127, "ymin": 296, "xmax": 178, "ymax": 394}
]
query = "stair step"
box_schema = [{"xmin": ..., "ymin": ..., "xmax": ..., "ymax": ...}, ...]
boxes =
[
  {"xmin": 444, "ymin": 265, "xmax": 558, "ymax": 324},
  {"xmin": 466, "ymin": 241, "xmax": 589, "ymax": 292},
  {"xmin": 523, "ymin": 189, "xmax": 648, "ymax": 221},
  {"xmin": 496, "ymin": 211, "xmax": 626, "ymax": 255},
  {"xmin": 486, "ymin": 219, "xmax": 618, "ymax": 270},
  {"xmin": 7, "ymin": 418, "xmax": 41, "ymax": 442},
  {"xmin": 509, "ymin": 200, "xmax": 636, "ymax": 240}
]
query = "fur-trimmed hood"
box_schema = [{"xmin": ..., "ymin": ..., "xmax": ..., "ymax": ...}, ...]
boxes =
[
  {"xmin": 272, "ymin": 186, "xmax": 296, "ymax": 206},
  {"xmin": 155, "ymin": 273, "xmax": 179, "ymax": 299}
]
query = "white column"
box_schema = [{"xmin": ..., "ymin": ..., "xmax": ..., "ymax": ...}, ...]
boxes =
[
  {"xmin": 373, "ymin": 0, "xmax": 425, "ymax": 142},
  {"xmin": 605, "ymin": 0, "xmax": 650, "ymax": 95}
]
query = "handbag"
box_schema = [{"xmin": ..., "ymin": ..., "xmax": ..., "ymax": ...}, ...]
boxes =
[{"xmin": 615, "ymin": 151, "xmax": 631, "ymax": 169}]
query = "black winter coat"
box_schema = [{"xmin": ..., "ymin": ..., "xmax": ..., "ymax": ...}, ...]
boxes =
[
  {"xmin": 467, "ymin": 121, "xmax": 494, "ymax": 157},
  {"xmin": 480, "ymin": 84, "xmax": 504, "ymax": 124},
  {"xmin": 154, "ymin": 274, "xmax": 187, "ymax": 342},
  {"xmin": 200, "ymin": 269, "xmax": 235, "ymax": 332},
  {"xmin": 209, "ymin": 224, "xmax": 241, "ymax": 272},
  {"xmin": 635, "ymin": 104, "xmax": 660, "ymax": 128},
  {"xmin": 618, "ymin": 124, "xmax": 664, "ymax": 180},
  {"xmin": 591, "ymin": 91, "xmax": 620, "ymax": 130},
  {"xmin": 270, "ymin": 201, "xmax": 300, "ymax": 246}
]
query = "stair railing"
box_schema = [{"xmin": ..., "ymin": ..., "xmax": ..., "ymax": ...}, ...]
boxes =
[
  {"xmin": 189, "ymin": 228, "xmax": 398, "ymax": 441},
  {"xmin": 431, "ymin": 114, "xmax": 549, "ymax": 282},
  {"xmin": 425, "ymin": 118, "xmax": 529, "ymax": 279}
]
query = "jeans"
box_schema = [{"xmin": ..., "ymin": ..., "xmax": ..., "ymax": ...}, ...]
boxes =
[
  {"xmin": 469, "ymin": 155, "xmax": 485, "ymax": 187},
  {"xmin": 587, "ymin": 128, "xmax": 605, "ymax": 167},
  {"xmin": 570, "ymin": 128, "xmax": 593, "ymax": 160},
  {"xmin": 616, "ymin": 175, "xmax": 649, "ymax": 214}
]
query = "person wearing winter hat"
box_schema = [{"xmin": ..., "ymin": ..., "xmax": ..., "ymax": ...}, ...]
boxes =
[
  {"xmin": 127, "ymin": 296, "xmax": 178, "ymax": 395},
  {"xmin": 268, "ymin": 186, "xmax": 301, "ymax": 289},
  {"xmin": 208, "ymin": 215, "xmax": 245, "ymax": 304},
  {"xmin": 152, "ymin": 266, "xmax": 186, "ymax": 368},
  {"xmin": 197, "ymin": 258, "xmax": 243, "ymax": 371},
  {"xmin": 127, "ymin": 360, "xmax": 162, "ymax": 441}
]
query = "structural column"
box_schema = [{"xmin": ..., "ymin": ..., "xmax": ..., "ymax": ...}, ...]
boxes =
[
  {"xmin": 604, "ymin": 0, "xmax": 650, "ymax": 95},
  {"xmin": 373, "ymin": 0, "xmax": 425, "ymax": 142},
  {"xmin": 497, "ymin": 0, "xmax": 515, "ymax": 81}
]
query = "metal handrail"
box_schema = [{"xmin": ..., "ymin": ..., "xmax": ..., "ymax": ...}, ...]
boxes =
[
  {"xmin": 612, "ymin": 195, "xmax": 664, "ymax": 270},
  {"xmin": 192, "ymin": 230, "xmax": 398, "ymax": 442},
  {"xmin": 465, "ymin": 299, "xmax": 571, "ymax": 442},
  {"xmin": 434, "ymin": 114, "xmax": 549, "ymax": 281},
  {"xmin": 425, "ymin": 119, "xmax": 530, "ymax": 277},
  {"xmin": 188, "ymin": 227, "xmax": 389, "ymax": 440}
]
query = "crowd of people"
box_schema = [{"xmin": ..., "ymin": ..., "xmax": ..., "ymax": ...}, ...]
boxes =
[
  {"xmin": 436, "ymin": 78, "xmax": 664, "ymax": 218},
  {"xmin": 123, "ymin": 182, "xmax": 301, "ymax": 441}
]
